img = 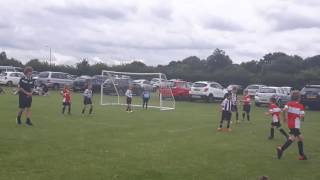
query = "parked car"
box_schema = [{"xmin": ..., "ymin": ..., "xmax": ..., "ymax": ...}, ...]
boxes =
[
  {"xmin": 133, "ymin": 79, "xmax": 154, "ymax": 91},
  {"xmin": 0, "ymin": 66, "xmax": 22, "ymax": 73},
  {"xmin": 36, "ymin": 71, "xmax": 74, "ymax": 90},
  {"xmin": 0, "ymin": 72, "xmax": 24, "ymax": 86},
  {"xmin": 73, "ymin": 76, "xmax": 92, "ymax": 92},
  {"xmin": 168, "ymin": 80, "xmax": 191, "ymax": 100},
  {"xmin": 103, "ymin": 77, "xmax": 143, "ymax": 96},
  {"xmin": 300, "ymin": 85, "xmax": 320, "ymax": 110},
  {"xmin": 255, "ymin": 86, "xmax": 290, "ymax": 107},
  {"xmin": 244, "ymin": 84, "xmax": 265, "ymax": 97},
  {"xmin": 91, "ymin": 75, "xmax": 108, "ymax": 92},
  {"xmin": 189, "ymin": 81, "xmax": 227, "ymax": 102},
  {"xmin": 150, "ymin": 78, "xmax": 166, "ymax": 88},
  {"xmin": 281, "ymin": 86, "xmax": 293, "ymax": 95},
  {"xmin": 227, "ymin": 84, "xmax": 243, "ymax": 94}
]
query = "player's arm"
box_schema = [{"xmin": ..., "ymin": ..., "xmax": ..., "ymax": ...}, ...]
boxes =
[{"xmin": 282, "ymin": 105, "xmax": 288, "ymax": 123}]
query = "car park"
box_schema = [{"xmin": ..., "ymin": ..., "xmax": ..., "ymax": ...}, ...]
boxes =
[
  {"xmin": 189, "ymin": 81, "xmax": 227, "ymax": 102},
  {"xmin": 300, "ymin": 85, "xmax": 320, "ymax": 110},
  {"xmin": 0, "ymin": 72, "xmax": 24, "ymax": 86},
  {"xmin": 244, "ymin": 84, "xmax": 265, "ymax": 97},
  {"xmin": 36, "ymin": 71, "xmax": 74, "ymax": 90},
  {"xmin": 281, "ymin": 86, "xmax": 293, "ymax": 95},
  {"xmin": 255, "ymin": 86, "xmax": 290, "ymax": 107}
]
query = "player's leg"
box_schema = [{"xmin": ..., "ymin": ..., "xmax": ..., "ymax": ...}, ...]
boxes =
[
  {"xmin": 145, "ymin": 98, "xmax": 149, "ymax": 109},
  {"xmin": 25, "ymin": 107, "xmax": 33, "ymax": 126},
  {"xmin": 82, "ymin": 105, "xmax": 86, "ymax": 114},
  {"xmin": 62, "ymin": 102, "xmax": 66, "ymax": 114},
  {"xmin": 89, "ymin": 104, "xmax": 93, "ymax": 114},
  {"xmin": 277, "ymin": 129, "xmax": 296, "ymax": 159},
  {"xmin": 269, "ymin": 123, "xmax": 275, "ymax": 140},
  {"xmin": 277, "ymin": 123, "xmax": 289, "ymax": 139},
  {"xmin": 226, "ymin": 112, "xmax": 232, "ymax": 131},
  {"xmin": 17, "ymin": 108, "xmax": 24, "ymax": 125},
  {"xmin": 68, "ymin": 103, "xmax": 71, "ymax": 114},
  {"xmin": 218, "ymin": 111, "xmax": 225, "ymax": 130},
  {"xmin": 235, "ymin": 106, "xmax": 239, "ymax": 122},
  {"xmin": 297, "ymin": 133, "xmax": 307, "ymax": 160}
]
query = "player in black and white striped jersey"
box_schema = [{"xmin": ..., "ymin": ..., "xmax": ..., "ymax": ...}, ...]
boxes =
[
  {"xmin": 218, "ymin": 93, "xmax": 233, "ymax": 132},
  {"xmin": 82, "ymin": 85, "xmax": 93, "ymax": 115}
]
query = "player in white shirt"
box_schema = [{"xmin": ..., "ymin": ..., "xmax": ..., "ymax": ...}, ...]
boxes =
[
  {"xmin": 125, "ymin": 86, "xmax": 133, "ymax": 112},
  {"xmin": 82, "ymin": 85, "xmax": 93, "ymax": 115}
]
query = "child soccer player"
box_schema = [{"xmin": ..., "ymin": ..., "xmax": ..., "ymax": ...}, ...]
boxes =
[
  {"xmin": 265, "ymin": 96, "xmax": 289, "ymax": 140},
  {"xmin": 82, "ymin": 85, "xmax": 93, "ymax": 114},
  {"xmin": 218, "ymin": 93, "xmax": 232, "ymax": 131},
  {"xmin": 276, "ymin": 91, "xmax": 307, "ymax": 160},
  {"xmin": 231, "ymin": 86, "xmax": 239, "ymax": 123},
  {"xmin": 16, "ymin": 66, "xmax": 34, "ymax": 126},
  {"xmin": 125, "ymin": 86, "xmax": 133, "ymax": 112},
  {"xmin": 61, "ymin": 85, "xmax": 71, "ymax": 115},
  {"xmin": 142, "ymin": 88, "xmax": 150, "ymax": 109},
  {"xmin": 242, "ymin": 90, "xmax": 251, "ymax": 121}
]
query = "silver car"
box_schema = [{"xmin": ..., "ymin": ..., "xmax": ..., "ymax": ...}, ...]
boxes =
[
  {"xmin": 36, "ymin": 71, "xmax": 74, "ymax": 89},
  {"xmin": 255, "ymin": 86, "xmax": 290, "ymax": 107}
]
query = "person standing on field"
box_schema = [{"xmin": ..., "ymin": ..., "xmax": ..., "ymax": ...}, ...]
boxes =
[
  {"xmin": 125, "ymin": 86, "xmax": 133, "ymax": 112},
  {"xmin": 16, "ymin": 66, "xmax": 35, "ymax": 126}
]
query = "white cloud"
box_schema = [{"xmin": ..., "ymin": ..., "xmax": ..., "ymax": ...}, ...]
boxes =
[{"xmin": 0, "ymin": 0, "xmax": 320, "ymax": 65}]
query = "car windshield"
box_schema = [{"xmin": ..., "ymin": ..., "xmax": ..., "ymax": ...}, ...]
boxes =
[
  {"xmin": 193, "ymin": 83, "xmax": 207, "ymax": 88},
  {"xmin": 302, "ymin": 87, "xmax": 320, "ymax": 92},
  {"xmin": 260, "ymin": 88, "xmax": 276, "ymax": 93},
  {"xmin": 248, "ymin": 85, "xmax": 259, "ymax": 89}
]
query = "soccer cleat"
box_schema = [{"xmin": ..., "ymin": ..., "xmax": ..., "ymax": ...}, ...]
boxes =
[
  {"xmin": 217, "ymin": 128, "xmax": 222, "ymax": 131},
  {"xmin": 17, "ymin": 118, "xmax": 22, "ymax": 125},
  {"xmin": 26, "ymin": 121, "xmax": 33, "ymax": 126},
  {"xmin": 299, "ymin": 155, "xmax": 307, "ymax": 160},
  {"xmin": 268, "ymin": 136, "xmax": 274, "ymax": 140},
  {"xmin": 276, "ymin": 147, "xmax": 283, "ymax": 159}
]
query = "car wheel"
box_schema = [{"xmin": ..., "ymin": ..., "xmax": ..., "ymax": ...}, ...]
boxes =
[
  {"xmin": 207, "ymin": 94, "xmax": 214, "ymax": 103},
  {"xmin": 6, "ymin": 81, "xmax": 13, "ymax": 86}
]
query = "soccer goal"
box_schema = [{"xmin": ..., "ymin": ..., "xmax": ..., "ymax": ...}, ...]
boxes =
[{"xmin": 100, "ymin": 70, "xmax": 175, "ymax": 111}]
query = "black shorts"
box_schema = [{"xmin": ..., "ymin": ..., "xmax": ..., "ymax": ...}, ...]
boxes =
[
  {"xmin": 271, "ymin": 122, "xmax": 281, "ymax": 128},
  {"xmin": 84, "ymin": 97, "xmax": 92, "ymax": 105},
  {"xmin": 19, "ymin": 95, "xmax": 32, "ymax": 109},
  {"xmin": 63, "ymin": 102, "xmax": 71, "ymax": 106},
  {"xmin": 127, "ymin": 97, "xmax": 132, "ymax": 104},
  {"xmin": 289, "ymin": 128, "xmax": 301, "ymax": 137},
  {"xmin": 231, "ymin": 105, "xmax": 238, "ymax": 112},
  {"xmin": 143, "ymin": 98, "xmax": 149, "ymax": 103},
  {"xmin": 221, "ymin": 111, "xmax": 232, "ymax": 121},
  {"xmin": 243, "ymin": 104, "xmax": 251, "ymax": 113}
]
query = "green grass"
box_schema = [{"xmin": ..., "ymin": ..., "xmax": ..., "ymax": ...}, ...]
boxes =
[{"xmin": 0, "ymin": 88, "xmax": 319, "ymax": 180}]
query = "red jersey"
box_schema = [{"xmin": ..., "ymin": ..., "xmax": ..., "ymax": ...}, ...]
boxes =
[
  {"xmin": 62, "ymin": 89, "xmax": 71, "ymax": 103},
  {"xmin": 269, "ymin": 103, "xmax": 281, "ymax": 122},
  {"xmin": 284, "ymin": 101, "xmax": 304, "ymax": 129},
  {"xmin": 243, "ymin": 95, "xmax": 251, "ymax": 105}
]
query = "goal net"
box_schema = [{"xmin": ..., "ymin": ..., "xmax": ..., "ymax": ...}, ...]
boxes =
[{"xmin": 100, "ymin": 70, "xmax": 175, "ymax": 111}]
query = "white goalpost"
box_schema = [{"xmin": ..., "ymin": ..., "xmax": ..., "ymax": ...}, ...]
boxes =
[{"xmin": 100, "ymin": 70, "xmax": 175, "ymax": 111}]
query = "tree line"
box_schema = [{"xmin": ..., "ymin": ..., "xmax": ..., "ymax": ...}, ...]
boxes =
[{"xmin": 1, "ymin": 49, "xmax": 320, "ymax": 89}]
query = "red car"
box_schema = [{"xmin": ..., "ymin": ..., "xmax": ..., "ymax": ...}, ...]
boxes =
[{"xmin": 169, "ymin": 80, "xmax": 191, "ymax": 100}]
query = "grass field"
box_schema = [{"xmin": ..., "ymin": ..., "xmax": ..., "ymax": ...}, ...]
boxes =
[{"xmin": 0, "ymin": 88, "xmax": 319, "ymax": 180}]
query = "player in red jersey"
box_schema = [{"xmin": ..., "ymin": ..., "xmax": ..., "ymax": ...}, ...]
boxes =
[
  {"xmin": 276, "ymin": 91, "xmax": 307, "ymax": 160},
  {"xmin": 241, "ymin": 90, "xmax": 251, "ymax": 121},
  {"xmin": 61, "ymin": 85, "xmax": 72, "ymax": 115},
  {"xmin": 265, "ymin": 97, "xmax": 288, "ymax": 140}
]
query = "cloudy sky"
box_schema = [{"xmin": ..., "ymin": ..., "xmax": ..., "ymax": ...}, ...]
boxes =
[{"xmin": 0, "ymin": 0, "xmax": 320, "ymax": 66}]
